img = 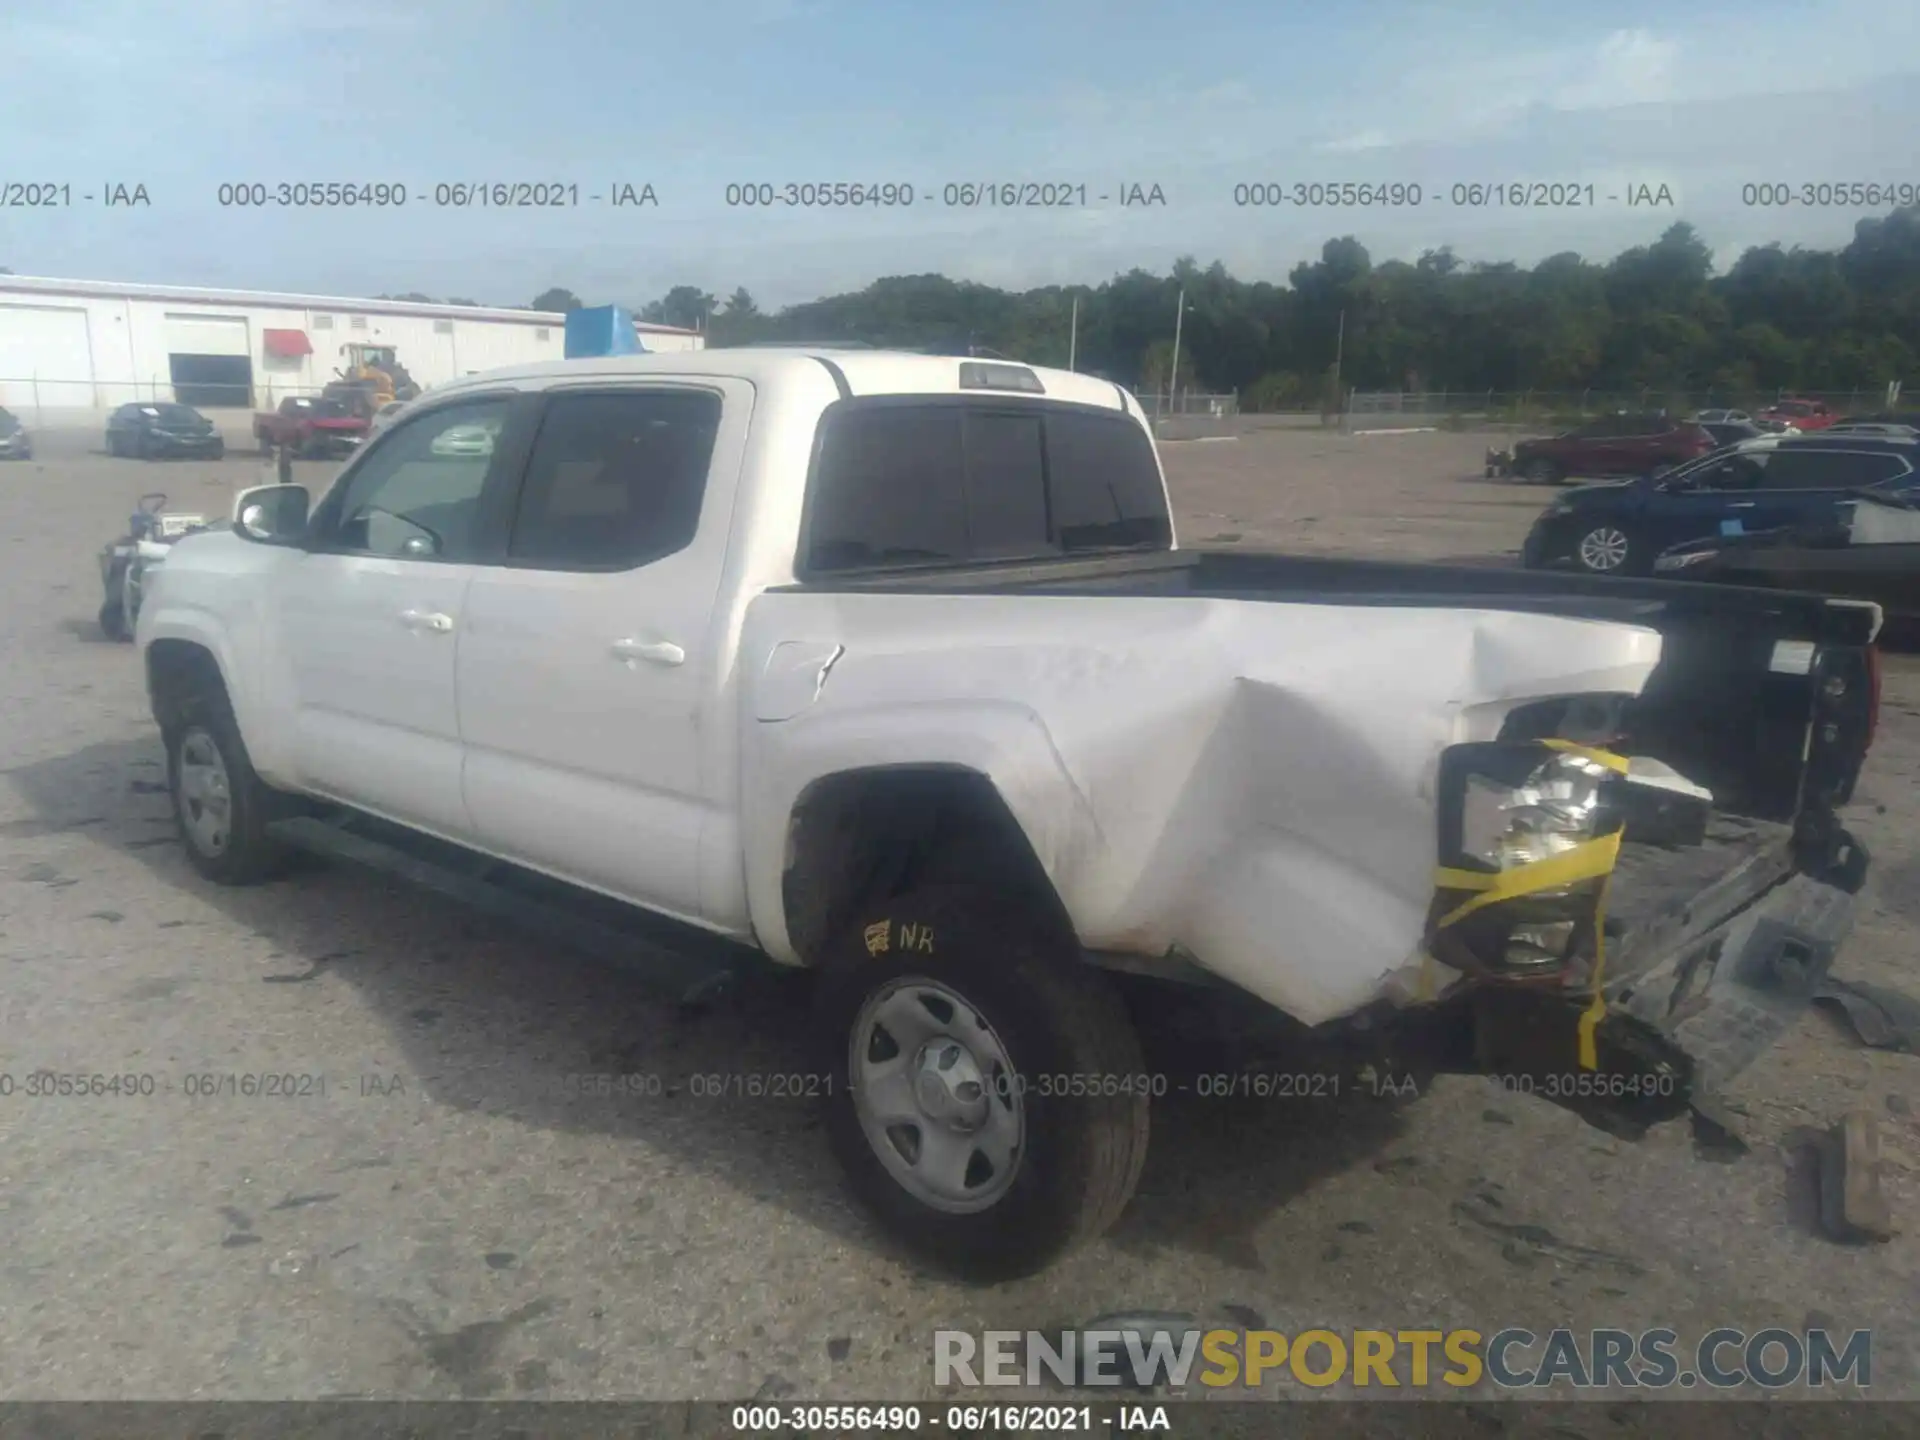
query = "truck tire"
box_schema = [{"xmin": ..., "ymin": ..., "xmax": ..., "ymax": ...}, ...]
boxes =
[
  {"xmin": 814, "ymin": 886, "xmax": 1149, "ymax": 1281},
  {"xmin": 163, "ymin": 686, "xmax": 295, "ymax": 886}
]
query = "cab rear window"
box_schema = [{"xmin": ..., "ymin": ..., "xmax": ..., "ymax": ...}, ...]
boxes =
[{"xmin": 804, "ymin": 399, "xmax": 1171, "ymax": 574}]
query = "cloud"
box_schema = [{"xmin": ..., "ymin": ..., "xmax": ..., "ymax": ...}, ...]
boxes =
[
  {"xmin": 1567, "ymin": 28, "xmax": 1682, "ymax": 108},
  {"xmin": 1317, "ymin": 130, "xmax": 1392, "ymax": 154}
]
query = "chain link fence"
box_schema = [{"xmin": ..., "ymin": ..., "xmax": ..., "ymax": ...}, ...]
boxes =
[
  {"xmin": 1344, "ymin": 386, "xmax": 1907, "ymax": 434},
  {"xmin": 0, "ymin": 377, "xmax": 365, "ymax": 446},
  {"xmin": 1134, "ymin": 390, "xmax": 1241, "ymax": 418}
]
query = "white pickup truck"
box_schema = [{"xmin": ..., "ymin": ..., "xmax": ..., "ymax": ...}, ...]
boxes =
[{"xmin": 137, "ymin": 350, "xmax": 1880, "ymax": 1279}]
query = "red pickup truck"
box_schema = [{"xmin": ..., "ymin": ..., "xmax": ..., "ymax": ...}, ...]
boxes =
[
  {"xmin": 1758, "ymin": 397, "xmax": 1840, "ymax": 431},
  {"xmin": 252, "ymin": 397, "xmax": 369, "ymax": 458}
]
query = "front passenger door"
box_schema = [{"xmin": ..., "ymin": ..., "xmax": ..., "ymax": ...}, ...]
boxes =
[{"xmin": 267, "ymin": 393, "xmax": 525, "ymax": 839}]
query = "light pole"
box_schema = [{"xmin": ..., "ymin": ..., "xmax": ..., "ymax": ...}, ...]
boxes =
[
  {"xmin": 1168, "ymin": 286, "xmax": 1189, "ymax": 414},
  {"xmin": 1068, "ymin": 294, "xmax": 1079, "ymax": 372}
]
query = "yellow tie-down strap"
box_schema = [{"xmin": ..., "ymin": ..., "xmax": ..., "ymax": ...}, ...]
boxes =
[{"xmin": 1426, "ymin": 739, "xmax": 1631, "ymax": 1071}]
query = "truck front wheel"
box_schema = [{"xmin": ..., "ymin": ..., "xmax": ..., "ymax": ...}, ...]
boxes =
[
  {"xmin": 164, "ymin": 689, "xmax": 295, "ymax": 885},
  {"xmin": 814, "ymin": 887, "xmax": 1149, "ymax": 1281}
]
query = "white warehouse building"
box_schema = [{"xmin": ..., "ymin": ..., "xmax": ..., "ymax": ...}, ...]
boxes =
[{"xmin": 0, "ymin": 275, "xmax": 703, "ymax": 425}]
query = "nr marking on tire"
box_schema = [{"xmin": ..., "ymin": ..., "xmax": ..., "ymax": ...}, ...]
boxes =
[{"xmin": 863, "ymin": 919, "xmax": 936, "ymax": 956}]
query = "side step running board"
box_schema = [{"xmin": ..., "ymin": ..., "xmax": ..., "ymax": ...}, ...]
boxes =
[{"xmin": 265, "ymin": 813, "xmax": 758, "ymax": 1007}]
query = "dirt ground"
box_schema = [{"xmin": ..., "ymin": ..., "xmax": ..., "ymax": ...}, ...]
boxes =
[{"xmin": 1, "ymin": 425, "xmax": 1917, "ymax": 1406}]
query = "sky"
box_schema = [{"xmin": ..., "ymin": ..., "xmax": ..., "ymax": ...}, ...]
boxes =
[{"xmin": 2, "ymin": 0, "xmax": 1917, "ymax": 311}]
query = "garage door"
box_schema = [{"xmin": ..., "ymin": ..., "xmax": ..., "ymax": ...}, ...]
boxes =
[
  {"xmin": 164, "ymin": 312, "xmax": 254, "ymax": 407},
  {"xmin": 0, "ymin": 305, "xmax": 96, "ymax": 409},
  {"xmin": 163, "ymin": 313, "xmax": 251, "ymax": 356}
]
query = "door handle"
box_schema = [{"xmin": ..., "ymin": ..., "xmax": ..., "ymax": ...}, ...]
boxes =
[
  {"xmin": 612, "ymin": 638, "xmax": 684, "ymax": 666},
  {"xmin": 400, "ymin": 609, "xmax": 455, "ymax": 633}
]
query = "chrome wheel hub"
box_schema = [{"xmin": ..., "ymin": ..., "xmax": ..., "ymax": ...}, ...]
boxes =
[
  {"xmin": 1578, "ymin": 527, "xmax": 1629, "ymax": 571},
  {"xmin": 175, "ymin": 726, "xmax": 233, "ymax": 857},
  {"xmin": 850, "ymin": 978, "xmax": 1024, "ymax": 1213}
]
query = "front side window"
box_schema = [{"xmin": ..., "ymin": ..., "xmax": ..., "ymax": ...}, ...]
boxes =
[
  {"xmin": 323, "ymin": 397, "xmax": 512, "ymax": 560},
  {"xmin": 507, "ymin": 390, "xmax": 721, "ymax": 570}
]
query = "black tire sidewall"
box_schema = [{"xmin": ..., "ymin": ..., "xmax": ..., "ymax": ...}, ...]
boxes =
[
  {"xmin": 165, "ymin": 694, "xmax": 289, "ymax": 884},
  {"xmin": 814, "ymin": 889, "xmax": 1145, "ymax": 1281}
]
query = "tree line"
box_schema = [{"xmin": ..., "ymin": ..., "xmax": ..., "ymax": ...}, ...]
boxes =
[{"xmin": 449, "ymin": 207, "xmax": 1920, "ymax": 407}]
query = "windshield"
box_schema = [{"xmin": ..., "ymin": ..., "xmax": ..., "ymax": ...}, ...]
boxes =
[{"xmin": 155, "ymin": 405, "xmax": 202, "ymax": 423}]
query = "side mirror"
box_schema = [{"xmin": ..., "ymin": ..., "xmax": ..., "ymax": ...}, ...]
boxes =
[{"xmin": 233, "ymin": 484, "xmax": 310, "ymax": 544}]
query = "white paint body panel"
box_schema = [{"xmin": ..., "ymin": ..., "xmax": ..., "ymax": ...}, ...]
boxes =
[
  {"xmin": 140, "ymin": 349, "xmax": 1674, "ymax": 1030},
  {"xmin": 736, "ymin": 594, "xmax": 1662, "ymax": 1024}
]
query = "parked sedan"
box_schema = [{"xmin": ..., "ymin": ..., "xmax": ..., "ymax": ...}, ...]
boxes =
[
  {"xmin": 1521, "ymin": 436, "xmax": 1920, "ymax": 576},
  {"xmin": 428, "ymin": 420, "xmax": 499, "ymax": 458},
  {"xmin": 105, "ymin": 402, "xmax": 225, "ymax": 460},
  {"xmin": 1488, "ymin": 411, "xmax": 1715, "ymax": 483},
  {"xmin": 1655, "ymin": 492, "xmax": 1920, "ymax": 622},
  {"xmin": 1699, "ymin": 419, "xmax": 1765, "ymax": 448},
  {"xmin": 0, "ymin": 407, "xmax": 30, "ymax": 460}
]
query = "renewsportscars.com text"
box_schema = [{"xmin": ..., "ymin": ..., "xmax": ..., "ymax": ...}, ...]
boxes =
[{"xmin": 934, "ymin": 1327, "xmax": 1872, "ymax": 1390}]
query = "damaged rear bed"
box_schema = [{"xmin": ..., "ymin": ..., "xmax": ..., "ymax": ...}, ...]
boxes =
[{"xmin": 783, "ymin": 546, "xmax": 1880, "ymax": 1129}]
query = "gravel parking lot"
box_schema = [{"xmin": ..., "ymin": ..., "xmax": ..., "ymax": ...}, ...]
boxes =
[{"xmin": 2, "ymin": 426, "xmax": 1917, "ymax": 1404}]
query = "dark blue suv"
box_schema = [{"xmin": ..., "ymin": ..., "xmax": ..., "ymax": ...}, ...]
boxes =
[{"xmin": 1520, "ymin": 437, "xmax": 1920, "ymax": 575}]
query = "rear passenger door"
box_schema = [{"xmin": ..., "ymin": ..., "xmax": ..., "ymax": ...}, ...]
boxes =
[{"xmin": 455, "ymin": 382, "xmax": 746, "ymax": 924}]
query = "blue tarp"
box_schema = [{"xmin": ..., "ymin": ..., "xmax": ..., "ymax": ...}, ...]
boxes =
[{"xmin": 564, "ymin": 305, "xmax": 644, "ymax": 357}]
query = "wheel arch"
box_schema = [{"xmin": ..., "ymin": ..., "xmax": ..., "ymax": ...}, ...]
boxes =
[
  {"xmin": 779, "ymin": 764, "xmax": 1077, "ymax": 968},
  {"xmin": 145, "ymin": 637, "xmax": 232, "ymax": 736}
]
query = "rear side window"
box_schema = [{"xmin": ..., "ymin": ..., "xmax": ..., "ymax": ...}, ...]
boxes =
[
  {"xmin": 1044, "ymin": 409, "xmax": 1174, "ymax": 550},
  {"xmin": 807, "ymin": 407, "xmax": 969, "ymax": 570},
  {"xmin": 1759, "ymin": 449, "xmax": 1909, "ymax": 490},
  {"xmin": 508, "ymin": 390, "xmax": 721, "ymax": 569},
  {"xmin": 806, "ymin": 401, "xmax": 1169, "ymax": 573}
]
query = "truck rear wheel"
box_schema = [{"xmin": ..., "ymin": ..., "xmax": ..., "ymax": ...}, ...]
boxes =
[
  {"xmin": 163, "ymin": 688, "xmax": 295, "ymax": 885},
  {"xmin": 814, "ymin": 886, "xmax": 1149, "ymax": 1281}
]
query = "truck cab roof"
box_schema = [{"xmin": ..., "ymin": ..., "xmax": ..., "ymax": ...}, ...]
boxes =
[{"xmin": 424, "ymin": 348, "xmax": 1143, "ymax": 416}]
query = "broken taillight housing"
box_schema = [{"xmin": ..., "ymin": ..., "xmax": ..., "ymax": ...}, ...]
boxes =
[
  {"xmin": 1432, "ymin": 742, "xmax": 1707, "ymax": 983},
  {"xmin": 1456, "ymin": 751, "xmax": 1613, "ymax": 973},
  {"xmin": 1458, "ymin": 751, "xmax": 1611, "ymax": 871}
]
